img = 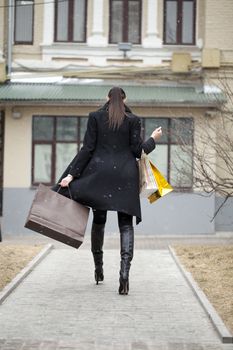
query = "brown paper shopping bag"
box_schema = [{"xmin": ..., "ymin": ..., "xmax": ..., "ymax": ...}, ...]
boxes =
[{"xmin": 25, "ymin": 184, "xmax": 90, "ymax": 248}]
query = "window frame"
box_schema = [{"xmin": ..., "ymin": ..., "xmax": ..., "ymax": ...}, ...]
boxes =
[
  {"xmin": 32, "ymin": 116, "xmax": 87, "ymax": 186},
  {"xmin": 14, "ymin": 0, "xmax": 34, "ymax": 45},
  {"xmin": 54, "ymin": 0, "xmax": 88, "ymax": 43},
  {"xmin": 142, "ymin": 117, "xmax": 194, "ymax": 190},
  {"xmin": 109, "ymin": 0, "xmax": 142, "ymax": 44},
  {"xmin": 163, "ymin": 0, "xmax": 196, "ymax": 45}
]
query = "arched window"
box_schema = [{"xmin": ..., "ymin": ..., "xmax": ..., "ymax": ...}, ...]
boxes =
[
  {"xmin": 164, "ymin": 0, "xmax": 196, "ymax": 45},
  {"xmin": 109, "ymin": 0, "xmax": 142, "ymax": 44},
  {"xmin": 55, "ymin": 0, "xmax": 87, "ymax": 42}
]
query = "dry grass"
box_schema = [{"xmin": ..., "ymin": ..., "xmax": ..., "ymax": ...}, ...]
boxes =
[
  {"xmin": 0, "ymin": 245, "xmax": 43, "ymax": 290},
  {"xmin": 173, "ymin": 245, "xmax": 233, "ymax": 334}
]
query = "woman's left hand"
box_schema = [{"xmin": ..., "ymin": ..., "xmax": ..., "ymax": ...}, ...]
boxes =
[
  {"xmin": 59, "ymin": 175, "xmax": 73, "ymax": 187},
  {"xmin": 151, "ymin": 127, "xmax": 162, "ymax": 141}
]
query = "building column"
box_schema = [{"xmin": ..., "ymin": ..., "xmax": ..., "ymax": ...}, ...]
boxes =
[
  {"xmin": 42, "ymin": 0, "xmax": 54, "ymax": 47},
  {"xmin": 88, "ymin": 0, "xmax": 107, "ymax": 47},
  {"xmin": 143, "ymin": 0, "xmax": 162, "ymax": 48}
]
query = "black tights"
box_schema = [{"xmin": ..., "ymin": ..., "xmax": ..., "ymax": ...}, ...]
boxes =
[{"xmin": 92, "ymin": 209, "xmax": 133, "ymax": 228}]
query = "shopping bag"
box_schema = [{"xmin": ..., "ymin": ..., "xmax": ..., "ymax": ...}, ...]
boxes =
[
  {"xmin": 148, "ymin": 161, "xmax": 173, "ymax": 203},
  {"xmin": 139, "ymin": 152, "xmax": 158, "ymax": 197},
  {"xmin": 139, "ymin": 153, "xmax": 173, "ymax": 204},
  {"xmin": 25, "ymin": 184, "xmax": 90, "ymax": 248}
]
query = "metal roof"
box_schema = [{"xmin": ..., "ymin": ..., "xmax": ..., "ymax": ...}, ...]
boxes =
[{"xmin": 0, "ymin": 82, "xmax": 226, "ymax": 107}]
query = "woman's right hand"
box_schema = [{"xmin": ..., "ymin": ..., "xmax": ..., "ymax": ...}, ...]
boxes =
[
  {"xmin": 59, "ymin": 174, "xmax": 73, "ymax": 187},
  {"xmin": 151, "ymin": 126, "xmax": 162, "ymax": 141}
]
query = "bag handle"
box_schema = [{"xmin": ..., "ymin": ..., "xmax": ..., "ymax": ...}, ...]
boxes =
[{"xmin": 57, "ymin": 185, "xmax": 73, "ymax": 200}]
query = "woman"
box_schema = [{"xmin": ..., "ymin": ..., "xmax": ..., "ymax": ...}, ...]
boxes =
[{"xmin": 58, "ymin": 87, "xmax": 162, "ymax": 295}]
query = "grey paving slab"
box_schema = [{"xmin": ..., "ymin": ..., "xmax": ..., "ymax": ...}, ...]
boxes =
[
  {"xmin": 0, "ymin": 340, "xmax": 232, "ymax": 350},
  {"xmin": 0, "ymin": 248, "xmax": 233, "ymax": 350}
]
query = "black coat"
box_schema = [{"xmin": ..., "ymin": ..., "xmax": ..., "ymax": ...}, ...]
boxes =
[{"xmin": 54, "ymin": 104, "xmax": 155, "ymax": 224}]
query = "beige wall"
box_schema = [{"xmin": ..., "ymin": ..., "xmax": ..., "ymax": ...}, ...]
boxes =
[
  {"xmin": 197, "ymin": 0, "xmax": 205, "ymax": 46},
  {"xmin": 0, "ymin": 0, "xmax": 6, "ymax": 79},
  {"xmin": 87, "ymin": 0, "xmax": 93, "ymax": 39},
  {"xmin": 103, "ymin": 0, "xmax": 108, "ymax": 39},
  {"xmin": 193, "ymin": 110, "xmax": 218, "ymax": 192},
  {"xmin": 204, "ymin": 0, "xmax": 233, "ymax": 63},
  {"xmin": 0, "ymin": 3, "xmax": 4, "ymax": 55},
  {"xmin": 157, "ymin": 0, "xmax": 163, "ymax": 40},
  {"xmin": 4, "ymin": 107, "xmax": 32, "ymax": 188},
  {"xmin": 205, "ymin": 0, "xmax": 233, "ymax": 49},
  {"xmin": 141, "ymin": 0, "xmax": 147, "ymax": 41}
]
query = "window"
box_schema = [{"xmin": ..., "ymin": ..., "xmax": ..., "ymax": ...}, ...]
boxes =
[
  {"xmin": 142, "ymin": 117, "xmax": 194, "ymax": 189},
  {"xmin": 32, "ymin": 116, "xmax": 88, "ymax": 185},
  {"xmin": 164, "ymin": 0, "xmax": 196, "ymax": 45},
  {"xmin": 109, "ymin": 0, "xmax": 142, "ymax": 44},
  {"xmin": 32, "ymin": 116, "xmax": 193, "ymax": 189},
  {"xmin": 14, "ymin": 0, "xmax": 34, "ymax": 44},
  {"xmin": 55, "ymin": 0, "xmax": 87, "ymax": 42}
]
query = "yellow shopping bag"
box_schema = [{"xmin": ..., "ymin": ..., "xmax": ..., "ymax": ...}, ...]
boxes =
[{"xmin": 148, "ymin": 160, "xmax": 173, "ymax": 204}]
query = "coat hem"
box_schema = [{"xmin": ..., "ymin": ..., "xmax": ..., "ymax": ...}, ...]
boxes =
[{"xmin": 85, "ymin": 204, "xmax": 141, "ymax": 226}]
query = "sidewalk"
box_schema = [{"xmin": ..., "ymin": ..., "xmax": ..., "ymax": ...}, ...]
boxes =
[{"xmin": 0, "ymin": 238, "xmax": 233, "ymax": 349}]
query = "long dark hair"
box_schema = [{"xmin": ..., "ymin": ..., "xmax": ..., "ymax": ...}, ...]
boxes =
[{"xmin": 108, "ymin": 87, "xmax": 126, "ymax": 130}]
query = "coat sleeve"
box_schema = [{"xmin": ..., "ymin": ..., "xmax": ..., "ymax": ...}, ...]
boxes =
[
  {"xmin": 68, "ymin": 112, "xmax": 97, "ymax": 178},
  {"xmin": 130, "ymin": 117, "xmax": 156, "ymax": 158}
]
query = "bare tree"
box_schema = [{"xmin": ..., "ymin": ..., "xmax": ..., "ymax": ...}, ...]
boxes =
[{"xmin": 170, "ymin": 75, "xmax": 233, "ymax": 221}]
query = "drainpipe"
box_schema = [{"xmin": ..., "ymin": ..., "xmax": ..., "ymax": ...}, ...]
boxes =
[{"xmin": 7, "ymin": 0, "xmax": 14, "ymax": 78}]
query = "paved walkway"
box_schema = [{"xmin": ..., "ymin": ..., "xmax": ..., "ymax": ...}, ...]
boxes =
[{"xmin": 0, "ymin": 242, "xmax": 233, "ymax": 349}]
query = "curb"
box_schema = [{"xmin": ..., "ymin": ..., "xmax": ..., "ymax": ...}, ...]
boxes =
[
  {"xmin": 0, "ymin": 243, "xmax": 53, "ymax": 305},
  {"xmin": 168, "ymin": 245, "xmax": 233, "ymax": 344}
]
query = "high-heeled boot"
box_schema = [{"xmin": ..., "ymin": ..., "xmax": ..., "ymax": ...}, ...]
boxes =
[
  {"xmin": 119, "ymin": 225, "xmax": 134, "ymax": 295},
  {"xmin": 91, "ymin": 222, "xmax": 105, "ymax": 284}
]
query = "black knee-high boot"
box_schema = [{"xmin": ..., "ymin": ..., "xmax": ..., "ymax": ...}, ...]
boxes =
[
  {"xmin": 91, "ymin": 222, "xmax": 105, "ymax": 284},
  {"xmin": 119, "ymin": 225, "xmax": 134, "ymax": 295}
]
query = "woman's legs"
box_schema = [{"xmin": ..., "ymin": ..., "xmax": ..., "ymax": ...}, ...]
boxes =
[
  {"xmin": 117, "ymin": 212, "xmax": 133, "ymax": 227},
  {"xmin": 93, "ymin": 209, "xmax": 107, "ymax": 225},
  {"xmin": 91, "ymin": 209, "xmax": 107, "ymax": 284},
  {"xmin": 117, "ymin": 212, "xmax": 134, "ymax": 295}
]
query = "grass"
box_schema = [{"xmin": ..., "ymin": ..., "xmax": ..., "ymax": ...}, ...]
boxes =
[
  {"xmin": 173, "ymin": 245, "xmax": 233, "ymax": 334},
  {"xmin": 0, "ymin": 244, "xmax": 43, "ymax": 291}
]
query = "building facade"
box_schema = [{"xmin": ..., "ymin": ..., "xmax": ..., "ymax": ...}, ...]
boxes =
[{"xmin": 0, "ymin": 0, "xmax": 232, "ymax": 235}]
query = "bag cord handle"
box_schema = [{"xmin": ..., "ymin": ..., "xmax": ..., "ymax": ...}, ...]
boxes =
[{"xmin": 57, "ymin": 185, "xmax": 73, "ymax": 200}]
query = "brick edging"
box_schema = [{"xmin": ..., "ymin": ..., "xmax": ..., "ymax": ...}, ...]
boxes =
[
  {"xmin": 168, "ymin": 245, "xmax": 233, "ymax": 344},
  {"xmin": 0, "ymin": 243, "xmax": 53, "ymax": 305}
]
